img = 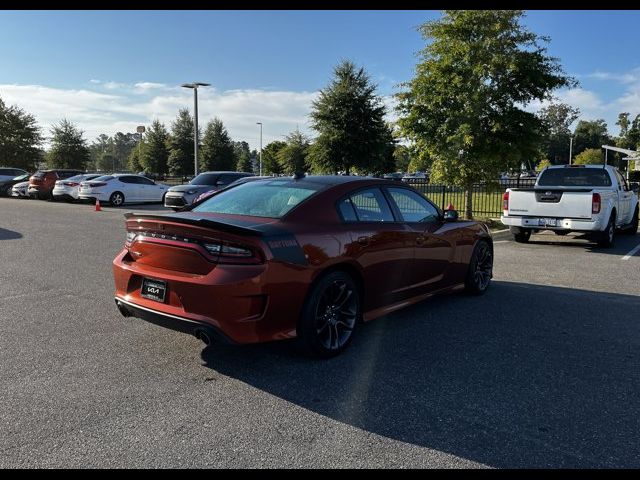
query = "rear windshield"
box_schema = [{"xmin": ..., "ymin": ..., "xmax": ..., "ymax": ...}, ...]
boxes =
[
  {"xmin": 193, "ymin": 180, "xmax": 321, "ymax": 218},
  {"xmin": 66, "ymin": 175, "xmax": 85, "ymax": 182},
  {"xmin": 537, "ymin": 168, "xmax": 612, "ymax": 187},
  {"xmin": 92, "ymin": 175, "xmax": 114, "ymax": 182},
  {"xmin": 190, "ymin": 173, "xmax": 220, "ymax": 185},
  {"xmin": 32, "ymin": 171, "xmax": 45, "ymax": 178}
]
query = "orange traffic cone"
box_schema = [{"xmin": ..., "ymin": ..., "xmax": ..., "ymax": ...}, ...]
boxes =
[
  {"xmin": 446, "ymin": 203, "xmax": 455, "ymax": 211},
  {"xmin": 95, "ymin": 199, "xmax": 102, "ymax": 211}
]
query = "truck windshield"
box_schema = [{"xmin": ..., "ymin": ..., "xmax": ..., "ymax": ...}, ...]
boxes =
[{"xmin": 538, "ymin": 169, "xmax": 612, "ymax": 187}]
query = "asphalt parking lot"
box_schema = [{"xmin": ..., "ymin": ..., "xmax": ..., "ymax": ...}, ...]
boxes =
[{"xmin": 1, "ymin": 197, "xmax": 640, "ymax": 468}]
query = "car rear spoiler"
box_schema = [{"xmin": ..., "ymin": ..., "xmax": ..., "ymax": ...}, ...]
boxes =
[{"xmin": 124, "ymin": 212, "xmax": 275, "ymax": 237}]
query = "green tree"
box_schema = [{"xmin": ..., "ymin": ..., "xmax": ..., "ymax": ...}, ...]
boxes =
[
  {"xmin": 233, "ymin": 141, "xmax": 252, "ymax": 173},
  {"xmin": 167, "ymin": 108, "xmax": 195, "ymax": 176},
  {"xmin": 127, "ymin": 147, "xmax": 143, "ymax": 172},
  {"xmin": 393, "ymin": 145, "xmax": 411, "ymax": 173},
  {"xmin": 261, "ymin": 140, "xmax": 286, "ymax": 175},
  {"xmin": 573, "ymin": 119, "xmax": 611, "ymax": 156},
  {"xmin": 278, "ymin": 130, "xmax": 309, "ymax": 174},
  {"xmin": 536, "ymin": 158, "xmax": 553, "ymax": 171},
  {"xmin": 396, "ymin": 10, "xmax": 573, "ymax": 218},
  {"xmin": 113, "ymin": 132, "xmax": 139, "ymax": 171},
  {"xmin": 46, "ymin": 119, "xmax": 90, "ymax": 169},
  {"xmin": 200, "ymin": 118, "xmax": 236, "ymax": 172},
  {"xmin": 139, "ymin": 120, "xmax": 169, "ymax": 175},
  {"xmin": 537, "ymin": 102, "xmax": 579, "ymax": 164},
  {"xmin": 573, "ymin": 148, "xmax": 603, "ymax": 165},
  {"xmin": 0, "ymin": 96, "xmax": 43, "ymax": 171},
  {"xmin": 309, "ymin": 60, "xmax": 394, "ymax": 174}
]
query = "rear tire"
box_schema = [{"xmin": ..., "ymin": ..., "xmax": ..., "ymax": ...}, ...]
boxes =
[
  {"xmin": 622, "ymin": 207, "xmax": 638, "ymax": 235},
  {"xmin": 513, "ymin": 230, "xmax": 531, "ymax": 243},
  {"xmin": 465, "ymin": 241, "xmax": 493, "ymax": 295},
  {"xmin": 109, "ymin": 191, "xmax": 125, "ymax": 207},
  {"xmin": 597, "ymin": 214, "xmax": 616, "ymax": 248},
  {"xmin": 296, "ymin": 271, "xmax": 360, "ymax": 358}
]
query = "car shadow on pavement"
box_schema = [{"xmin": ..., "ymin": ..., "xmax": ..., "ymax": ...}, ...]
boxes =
[
  {"xmin": 524, "ymin": 232, "xmax": 639, "ymax": 256},
  {"xmin": 0, "ymin": 227, "xmax": 22, "ymax": 240},
  {"xmin": 201, "ymin": 280, "xmax": 640, "ymax": 468}
]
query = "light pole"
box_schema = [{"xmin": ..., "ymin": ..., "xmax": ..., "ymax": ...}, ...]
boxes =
[
  {"xmin": 569, "ymin": 136, "xmax": 573, "ymax": 165},
  {"xmin": 256, "ymin": 122, "xmax": 263, "ymax": 175},
  {"xmin": 181, "ymin": 82, "xmax": 210, "ymax": 177}
]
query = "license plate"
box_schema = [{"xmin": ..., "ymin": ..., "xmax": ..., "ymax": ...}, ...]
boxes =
[
  {"xmin": 141, "ymin": 278, "xmax": 167, "ymax": 302},
  {"xmin": 538, "ymin": 218, "xmax": 557, "ymax": 227}
]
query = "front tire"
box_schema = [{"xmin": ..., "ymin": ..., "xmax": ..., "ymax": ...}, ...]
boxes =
[
  {"xmin": 109, "ymin": 191, "xmax": 125, "ymax": 207},
  {"xmin": 465, "ymin": 241, "xmax": 493, "ymax": 295},
  {"xmin": 622, "ymin": 207, "xmax": 639, "ymax": 235},
  {"xmin": 297, "ymin": 271, "xmax": 360, "ymax": 358}
]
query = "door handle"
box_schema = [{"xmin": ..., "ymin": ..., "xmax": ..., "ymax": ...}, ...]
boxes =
[
  {"xmin": 357, "ymin": 236, "xmax": 369, "ymax": 246},
  {"xmin": 416, "ymin": 235, "xmax": 426, "ymax": 246}
]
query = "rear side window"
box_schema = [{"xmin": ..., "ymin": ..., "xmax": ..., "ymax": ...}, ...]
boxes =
[
  {"xmin": 537, "ymin": 168, "xmax": 612, "ymax": 187},
  {"xmin": 137, "ymin": 176, "xmax": 155, "ymax": 185},
  {"xmin": 337, "ymin": 198, "xmax": 358, "ymax": 221},
  {"xmin": 119, "ymin": 176, "xmax": 138, "ymax": 184},
  {"xmin": 348, "ymin": 188, "xmax": 394, "ymax": 222}
]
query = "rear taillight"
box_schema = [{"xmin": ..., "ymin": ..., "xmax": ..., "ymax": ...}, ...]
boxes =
[
  {"xmin": 63, "ymin": 181, "xmax": 79, "ymax": 187},
  {"xmin": 90, "ymin": 182, "xmax": 107, "ymax": 187},
  {"xmin": 502, "ymin": 191, "xmax": 509, "ymax": 211},
  {"xmin": 592, "ymin": 193, "xmax": 601, "ymax": 214},
  {"xmin": 203, "ymin": 241, "xmax": 254, "ymax": 260}
]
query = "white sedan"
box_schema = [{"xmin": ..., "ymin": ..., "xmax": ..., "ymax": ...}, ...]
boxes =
[
  {"xmin": 52, "ymin": 173, "xmax": 103, "ymax": 201},
  {"xmin": 11, "ymin": 181, "xmax": 30, "ymax": 198},
  {"xmin": 78, "ymin": 174, "xmax": 169, "ymax": 206}
]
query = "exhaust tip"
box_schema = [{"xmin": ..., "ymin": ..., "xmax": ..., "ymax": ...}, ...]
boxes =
[
  {"xmin": 115, "ymin": 300, "xmax": 131, "ymax": 318},
  {"xmin": 195, "ymin": 329, "xmax": 212, "ymax": 346}
]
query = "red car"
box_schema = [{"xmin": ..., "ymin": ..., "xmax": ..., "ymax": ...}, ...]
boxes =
[{"xmin": 113, "ymin": 176, "xmax": 493, "ymax": 357}]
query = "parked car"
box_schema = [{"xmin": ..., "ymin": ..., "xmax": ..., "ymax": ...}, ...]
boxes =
[
  {"xmin": 113, "ymin": 175, "xmax": 493, "ymax": 358},
  {"xmin": 501, "ymin": 164, "xmax": 639, "ymax": 247},
  {"xmin": 190, "ymin": 175, "xmax": 273, "ymax": 206},
  {"xmin": 382, "ymin": 172, "xmax": 404, "ymax": 181},
  {"xmin": 28, "ymin": 169, "xmax": 85, "ymax": 200},
  {"xmin": 78, "ymin": 174, "xmax": 169, "ymax": 206},
  {"xmin": 0, "ymin": 167, "xmax": 28, "ymax": 182},
  {"xmin": 0, "ymin": 173, "xmax": 30, "ymax": 196},
  {"xmin": 164, "ymin": 171, "xmax": 254, "ymax": 210},
  {"xmin": 11, "ymin": 180, "xmax": 30, "ymax": 198},
  {"xmin": 52, "ymin": 173, "xmax": 103, "ymax": 202}
]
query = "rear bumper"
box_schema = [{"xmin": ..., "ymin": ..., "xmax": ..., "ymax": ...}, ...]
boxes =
[
  {"xmin": 501, "ymin": 215, "xmax": 604, "ymax": 232},
  {"xmin": 114, "ymin": 297, "xmax": 235, "ymax": 344}
]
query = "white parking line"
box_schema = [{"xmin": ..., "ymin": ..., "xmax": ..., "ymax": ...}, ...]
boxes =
[
  {"xmin": 622, "ymin": 241, "xmax": 640, "ymax": 260},
  {"xmin": 494, "ymin": 240, "xmax": 510, "ymax": 244},
  {"xmin": 492, "ymin": 228, "xmax": 509, "ymax": 234}
]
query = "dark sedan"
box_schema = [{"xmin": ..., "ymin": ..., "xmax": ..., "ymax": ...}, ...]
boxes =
[
  {"xmin": 114, "ymin": 175, "xmax": 493, "ymax": 357},
  {"xmin": 0, "ymin": 173, "xmax": 30, "ymax": 197},
  {"xmin": 163, "ymin": 171, "xmax": 254, "ymax": 210}
]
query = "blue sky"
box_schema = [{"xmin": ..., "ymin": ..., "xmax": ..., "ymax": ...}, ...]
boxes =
[{"xmin": 1, "ymin": 10, "xmax": 639, "ymax": 147}]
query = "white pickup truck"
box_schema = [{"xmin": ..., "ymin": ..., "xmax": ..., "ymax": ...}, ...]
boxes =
[{"xmin": 501, "ymin": 165, "xmax": 639, "ymax": 247}]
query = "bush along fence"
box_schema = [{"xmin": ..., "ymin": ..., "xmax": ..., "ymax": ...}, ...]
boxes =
[{"xmin": 406, "ymin": 178, "xmax": 537, "ymax": 219}]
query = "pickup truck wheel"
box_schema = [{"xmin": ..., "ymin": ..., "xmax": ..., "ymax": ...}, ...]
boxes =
[
  {"xmin": 597, "ymin": 215, "xmax": 616, "ymax": 248},
  {"xmin": 513, "ymin": 230, "xmax": 531, "ymax": 243},
  {"xmin": 622, "ymin": 208, "xmax": 638, "ymax": 235}
]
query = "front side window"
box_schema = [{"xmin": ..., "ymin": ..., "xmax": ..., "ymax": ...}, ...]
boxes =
[{"xmin": 386, "ymin": 187, "xmax": 440, "ymax": 223}]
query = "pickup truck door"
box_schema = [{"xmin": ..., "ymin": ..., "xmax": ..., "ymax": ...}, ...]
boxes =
[{"xmin": 614, "ymin": 170, "xmax": 633, "ymax": 224}]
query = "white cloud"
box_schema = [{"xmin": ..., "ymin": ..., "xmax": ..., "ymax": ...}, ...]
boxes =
[
  {"xmin": 133, "ymin": 82, "xmax": 167, "ymax": 91},
  {"xmin": 0, "ymin": 83, "xmax": 321, "ymax": 148}
]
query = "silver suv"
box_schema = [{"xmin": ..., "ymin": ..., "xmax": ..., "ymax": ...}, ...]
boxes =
[{"xmin": 164, "ymin": 171, "xmax": 254, "ymax": 210}]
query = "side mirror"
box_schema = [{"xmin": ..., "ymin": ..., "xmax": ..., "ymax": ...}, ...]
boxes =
[
  {"xmin": 443, "ymin": 209, "xmax": 459, "ymax": 222},
  {"xmin": 630, "ymin": 182, "xmax": 639, "ymax": 193}
]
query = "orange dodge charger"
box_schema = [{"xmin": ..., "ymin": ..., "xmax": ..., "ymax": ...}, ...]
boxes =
[{"xmin": 113, "ymin": 175, "xmax": 493, "ymax": 357}]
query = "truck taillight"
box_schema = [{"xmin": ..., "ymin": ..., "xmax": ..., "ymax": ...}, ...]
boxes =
[
  {"xmin": 502, "ymin": 191, "xmax": 509, "ymax": 211},
  {"xmin": 592, "ymin": 193, "xmax": 601, "ymax": 214}
]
